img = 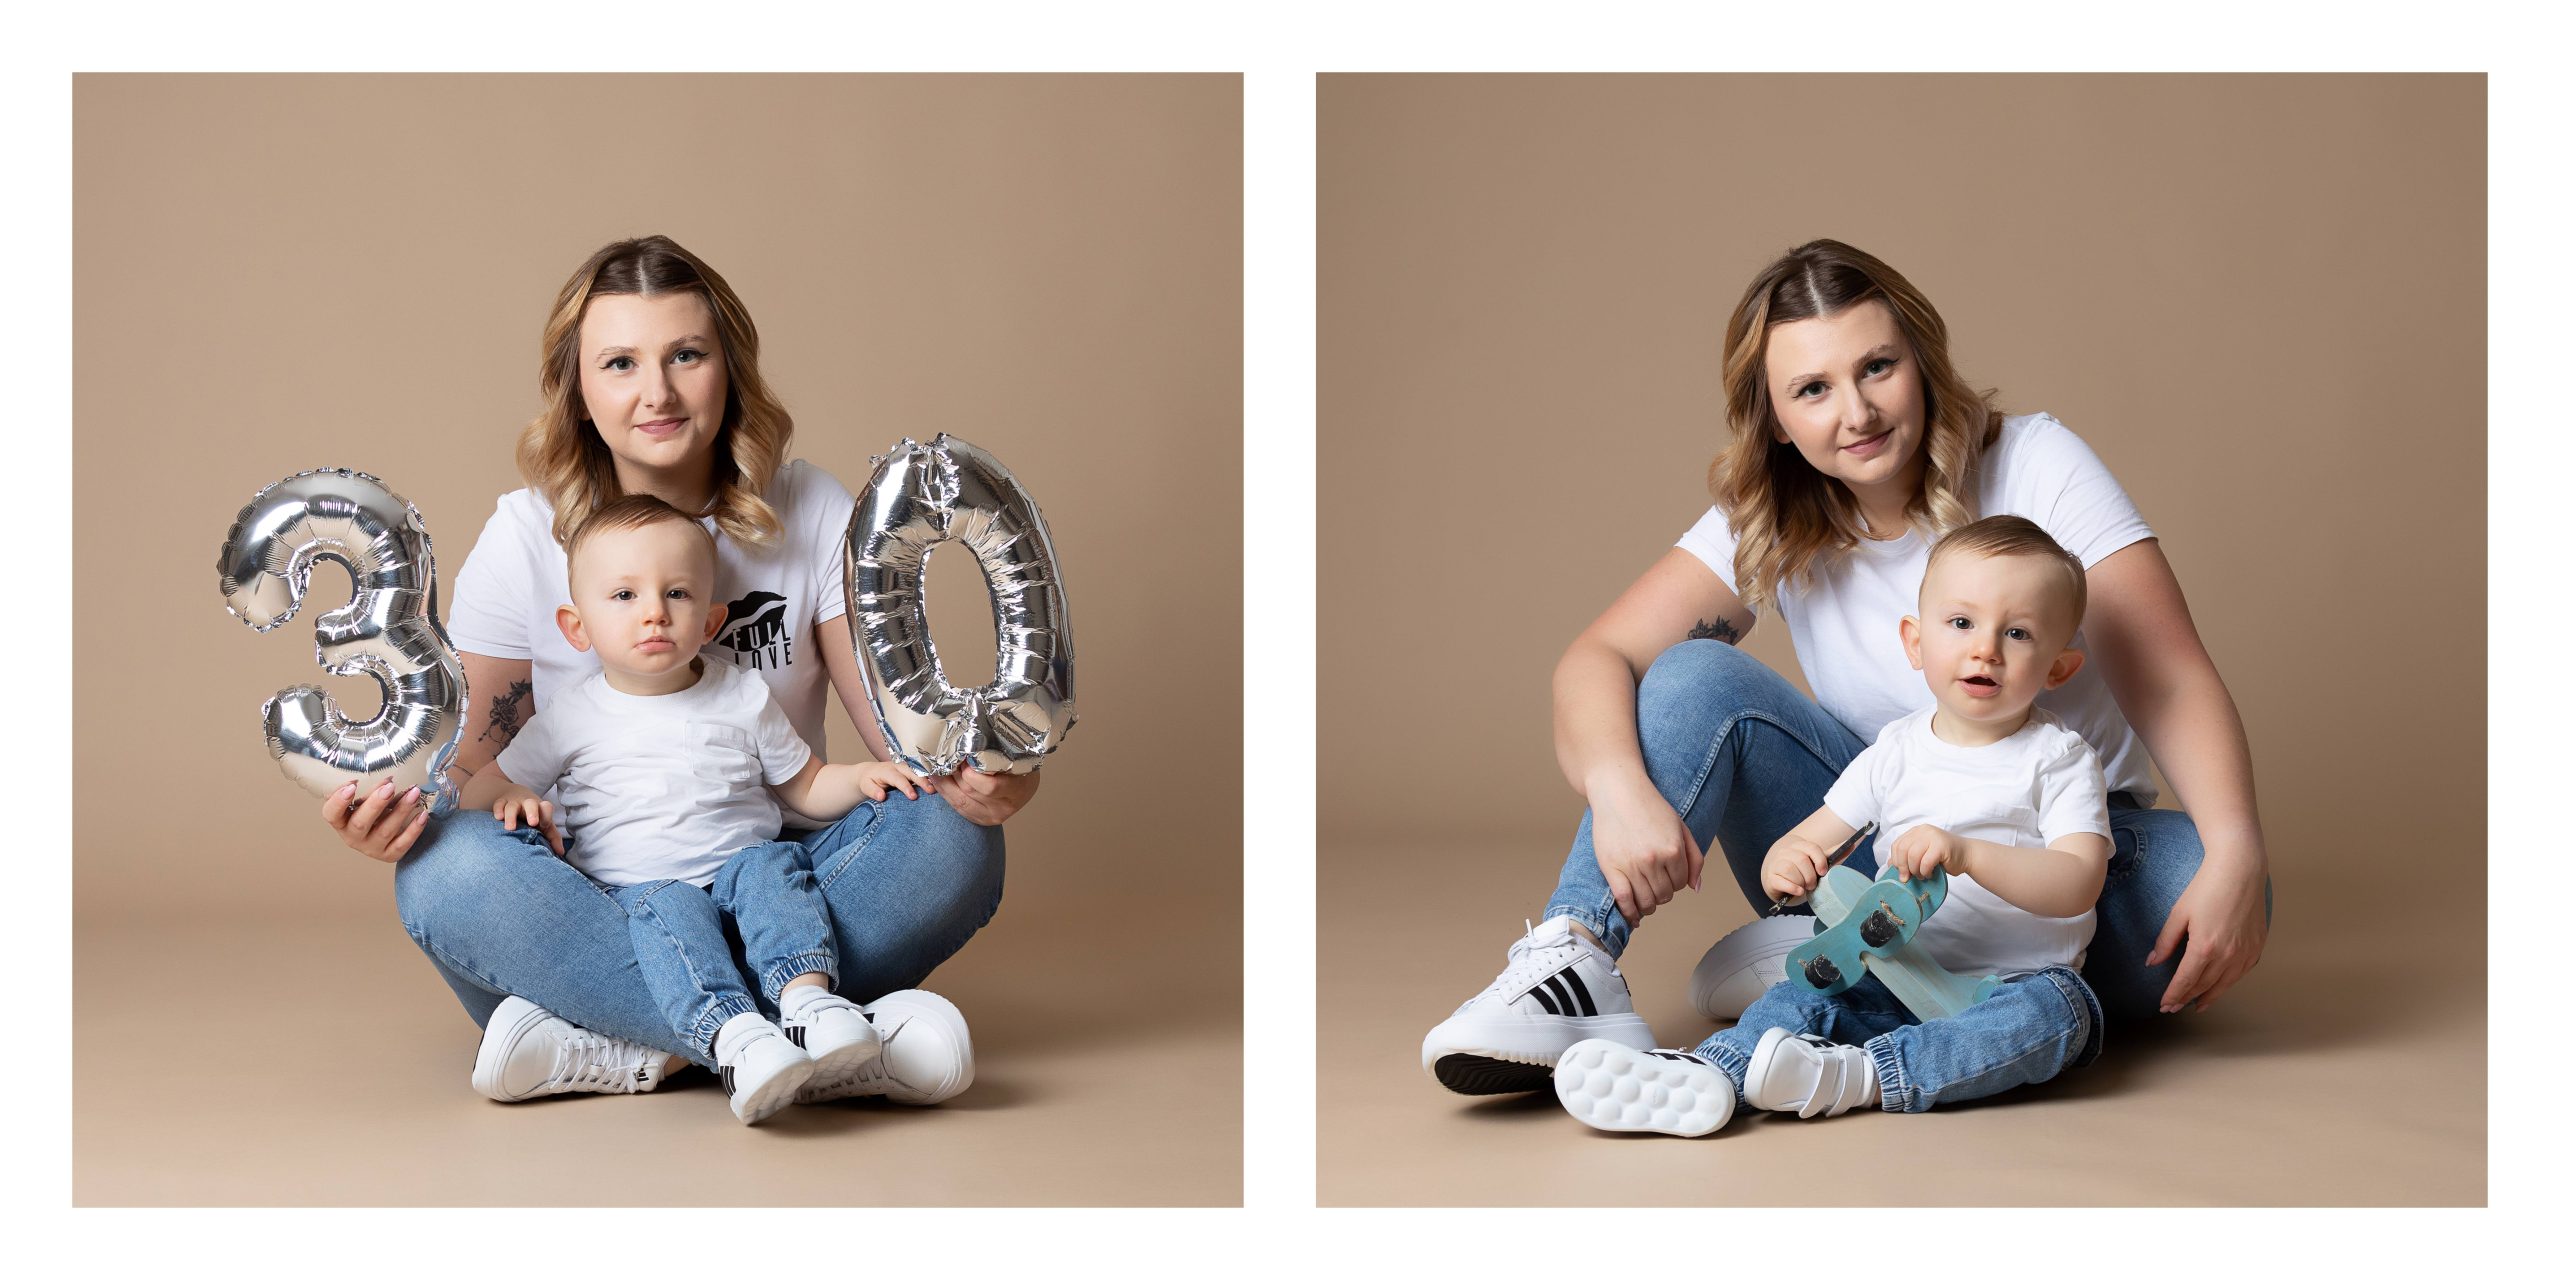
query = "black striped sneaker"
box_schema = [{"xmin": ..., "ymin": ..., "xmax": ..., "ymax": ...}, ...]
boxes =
[
  {"xmin": 711, "ymin": 1014, "xmax": 815, "ymax": 1126},
  {"xmin": 777, "ymin": 989, "xmax": 882, "ymax": 1103},
  {"xmin": 1420, "ymin": 917, "xmax": 1655, "ymax": 1095}
]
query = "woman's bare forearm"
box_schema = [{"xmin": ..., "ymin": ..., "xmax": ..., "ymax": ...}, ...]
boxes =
[
  {"xmin": 2135, "ymin": 678, "xmax": 2268, "ymax": 875},
  {"xmin": 1553, "ymin": 638, "xmax": 1647, "ymax": 799}
]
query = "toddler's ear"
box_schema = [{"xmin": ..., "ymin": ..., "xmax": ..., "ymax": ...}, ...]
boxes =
[
  {"xmin": 702, "ymin": 601, "xmax": 729, "ymax": 643},
  {"xmin": 2043, "ymin": 646, "xmax": 2087, "ymax": 690},
  {"xmin": 1899, "ymin": 615, "xmax": 1923, "ymax": 670},
  {"xmin": 556, "ymin": 604, "xmax": 592, "ymax": 653}
]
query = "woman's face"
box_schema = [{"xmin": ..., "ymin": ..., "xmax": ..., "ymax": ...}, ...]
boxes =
[
  {"xmin": 575, "ymin": 291, "xmax": 730, "ymax": 482},
  {"xmin": 1762, "ymin": 296, "xmax": 1929, "ymax": 508}
]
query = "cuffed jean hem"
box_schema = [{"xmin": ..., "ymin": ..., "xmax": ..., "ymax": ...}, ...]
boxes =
[
  {"xmin": 1539, "ymin": 905, "xmax": 1622, "ymax": 957},
  {"xmin": 1699, "ymin": 1040, "xmax": 1754, "ymax": 1102},
  {"xmin": 759, "ymin": 951, "xmax": 837, "ymax": 1003},
  {"xmin": 688, "ymin": 995, "xmax": 762, "ymax": 1061},
  {"xmin": 1867, "ymin": 1032, "xmax": 1915, "ymax": 1113}
]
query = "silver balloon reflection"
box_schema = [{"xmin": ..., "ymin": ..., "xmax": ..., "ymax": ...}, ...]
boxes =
[
  {"xmin": 846, "ymin": 435, "xmax": 1076, "ymax": 776},
  {"xmin": 216, "ymin": 469, "xmax": 468, "ymax": 807}
]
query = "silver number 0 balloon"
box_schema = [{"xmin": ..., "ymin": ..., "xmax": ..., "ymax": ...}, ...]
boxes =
[
  {"xmin": 216, "ymin": 468, "xmax": 469, "ymax": 806},
  {"xmin": 846, "ymin": 434, "xmax": 1077, "ymax": 776}
]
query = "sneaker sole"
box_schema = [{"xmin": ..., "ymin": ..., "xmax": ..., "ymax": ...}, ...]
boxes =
[
  {"xmin": 470, "ymin": 997, "xmax": 550, "ymax": 1103},
  {"xmin": 732, "ymin": 1057, "xmax": 818, "ymax": 1125},
  {"xmin": 802, "ymin": 1035, "xmax": 884, "ymax": 1101},
  {"xmin": 1689, "ymin": 915, "xmax": 1819, "ymax": 1020},
  {"xmin": 1422, "ymin": 1011, "xmax": 1654, "ymax": 1095},
  {"xmin": 1553, "ymin": 1040, "xmax": 1735, "ymax": 1137}
]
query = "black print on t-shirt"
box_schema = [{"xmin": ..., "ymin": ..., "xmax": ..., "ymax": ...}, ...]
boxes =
[{"xmin": 715, "ymin": 590, "xmax": 794, "ymax": 670}]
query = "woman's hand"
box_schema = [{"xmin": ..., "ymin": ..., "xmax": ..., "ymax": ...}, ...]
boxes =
[
  {"xmin": 1589, "ymin": 771, "xmax": 1703, "ymax": 923},
  {"xmin": 2151, "ymin": 861, "xmax": 2269, "ymax": 1014},
  {"xmin": 319, "ymin": 779, "xmax": 431, "ymax": 865},
  {"xmin": 938, "ymin": 763, "xmax": 1040, "ymax": 827}
]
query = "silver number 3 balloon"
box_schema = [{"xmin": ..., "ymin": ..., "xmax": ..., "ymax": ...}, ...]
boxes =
[
  {"xmin": 847, "ymin": 434, "xmax": 1077, "ymax": 776},
  {"xmin": 216, "ymin": 468, "xmax": 469, "ymax": 806}
]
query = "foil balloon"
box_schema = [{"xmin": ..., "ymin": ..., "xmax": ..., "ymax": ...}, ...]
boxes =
[
  {"xmin": 846, "ymin": 434, "xmax": 1076, "ymax": 776},
  {"xmin": 216, "ymin": 468, "xmax": 468, "ymax": 808}
]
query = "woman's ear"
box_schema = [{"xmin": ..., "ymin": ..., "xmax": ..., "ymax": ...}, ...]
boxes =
[{"xmin": 557, "ymin": 604, "xmax": 591, "ymax": 653}]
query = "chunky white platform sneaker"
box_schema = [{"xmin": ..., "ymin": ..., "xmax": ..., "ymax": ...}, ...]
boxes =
[
  {"xmin": 1741, "ymin": 1026, "xmax": 1880, "ymax": 1119},
  {"xmin": 796, "ymin": 990, "xmax": 976, "ymax": 1106},
  {"xmin": 471, "ymin": 996, "xmax": 673, "ymax": 1103},
  {"xmin": 1688, "ymin": 915, "xmax": 1819, "ymax": 1021},
  {"xmin": 714, "ymin": 1014, "xmax": 818, "ymax": 1126},
  {"xmin": 778, "ymin": 988, "xmax": 883, "ymax": 1101},
  {"xmin": 1553, "ymin": 1038, "xmax": 1737, "ymax": 1137},
  {"xmin": 1420, "ymin": 917, "xmax": 1655, "ymax": 1095}
]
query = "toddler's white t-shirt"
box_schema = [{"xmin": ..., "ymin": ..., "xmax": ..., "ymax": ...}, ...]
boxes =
[
  {"xmin": 1822, "ymin": 707, "xmax": 2113, "ymax": 975},
  {"xmin": 448, "ymin": 459, "xmax": 857, "ymax": 756},
  {"xmin": 1676, "ymin": 412, "xmax": 2159, "ymax": 805},
  {"xmin": 494, "ymin": 659, "xmax": 815, "ymax": 888}
]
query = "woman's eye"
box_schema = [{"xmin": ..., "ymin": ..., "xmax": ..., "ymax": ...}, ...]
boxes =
[
  {"xmin": 673, "ymin": 348, "xmax": 703, "ymax": 364},
  {"xmin": 1795, "ymin": 381, "xmax": 1825, "ymax": 399},
  {"xmin": 1865, "ymin": 357, "xmax": 1896, "ymax": 377},
  {"xmin": 603, "ymin": 356, "xmax": 634, "ymax": 372}
]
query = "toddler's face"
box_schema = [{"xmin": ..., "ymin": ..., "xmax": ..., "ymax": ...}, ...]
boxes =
[
  {"xmin": 561, "ymin": 521, "xmax": 723, "ymax": 680},
  {"xmin": 1899, "ymin": 547, "xmax": 2084, "ymax": 733}
]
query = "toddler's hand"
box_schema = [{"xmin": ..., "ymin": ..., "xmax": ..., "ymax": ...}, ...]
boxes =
[
  {"xmin": 1888, "ymin": 825, "xmax": 1963, "ymax": 882},
  {"xmin": 493, "ymin": 791, "xmax": 563, "ymax": 858},
  {"xmin": 855, "ymin": 761, "xmax": 933, "ymax": 802},
  {"xmin": 1761, "ymin": 832, "xmax": 1833, "ymax": 904}
]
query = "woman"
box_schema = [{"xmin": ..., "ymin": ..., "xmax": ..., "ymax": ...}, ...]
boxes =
[
  {"xmin": 323, "ymin": 235, "xmax": 1036, "ymax": 1104},
  {"xmin": 1421, "ymin": 239, "xmax": 2270, "ymax": 1095}
]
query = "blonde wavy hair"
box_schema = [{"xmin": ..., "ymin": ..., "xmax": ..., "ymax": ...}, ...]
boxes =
[
  {"xmin": 1708, "ymin": 239, "xmax": 2003, "ymax": 609},
  {"xmin": 519, "ymin": 235, "xmax": 795, "ymax": 550}
]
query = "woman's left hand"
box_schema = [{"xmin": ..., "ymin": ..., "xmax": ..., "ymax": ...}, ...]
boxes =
[
  {"xmin": 938, "ymin": 763, "xmax": 1041, "ymax": 827},
  {"xmin": 2150, "ymin": 862, "xmax": 2269, "ymax": 1014}
]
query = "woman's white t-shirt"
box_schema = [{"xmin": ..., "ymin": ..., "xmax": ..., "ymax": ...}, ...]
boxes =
[
  {"xmin": 449, "ymin": 459, "xmax": 858, "ymax": 758},
  {"xmin": 1676, "ymin": 412, "xmax": 2160, "ymax": 805}
]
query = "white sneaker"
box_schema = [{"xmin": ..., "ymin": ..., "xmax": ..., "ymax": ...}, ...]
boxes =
[
  {"xmin": 796, "ymin": 990, "xmax": 976, "ymax": 1106},
  {"xmin": 1688, "ymin": 915, "xmax": 1819, "ymax": 1021},
  {"xmin": 714, "ymin": 1014, "xmax": 818, "ymax": 1125},
  {"xmin": 471, "ymin": 996, "xmax": 672, "ymax": 1103},
  {"xmin": 1420, "ymin": 917, "xmax": 1655, "ymax": 1095},
  {"xmin": 1741, "ymin": 1025, "xmax": 1880, "ymax": 1119},
  {"xmin": 779, "ymin": 989, "xmax": 883, "ymax": 1101},
  {"xmin": 1552, "ymin": 1038, "xmax": 1737, "ymax": 1137}
]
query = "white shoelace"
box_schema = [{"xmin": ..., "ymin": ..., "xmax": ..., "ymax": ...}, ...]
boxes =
[{"xmin": 550, "ymin": 1025, "xmax": 656, "ymax": 1092}]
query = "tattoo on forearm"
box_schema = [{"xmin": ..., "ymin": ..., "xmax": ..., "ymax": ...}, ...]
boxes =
[
  {"xmin": 1689, "ymin": 617, "xmax": 1739, "ymax": 644},
  {"xmin": 477, "ymin": 680, "xmax": 532, "ymax": 745}
]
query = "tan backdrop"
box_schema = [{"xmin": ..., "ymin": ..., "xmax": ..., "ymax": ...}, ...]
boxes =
[
  {"xmin": 75, "ymin": 74, "xmax": 1239, "ymax": 1205},
  {"xmin": 1317, "ymin": 74, "xmax": 2483, "ymax": 1205}
]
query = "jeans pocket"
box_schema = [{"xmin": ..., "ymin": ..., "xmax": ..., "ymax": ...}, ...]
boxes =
[{"xmin": 2105, "ymin": 812, "xmax": 2147, "ymax": 891}]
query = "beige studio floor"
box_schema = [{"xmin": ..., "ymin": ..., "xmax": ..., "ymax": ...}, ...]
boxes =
[
  {"xmin": 1318, "ymin": 834, "xmax": 2483, "ymax": 1207},
  {"xmin": 76, "ymin": 865, "xmax": 1240, "ymax": 1207}
]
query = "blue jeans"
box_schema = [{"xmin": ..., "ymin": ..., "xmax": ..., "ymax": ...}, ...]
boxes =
[
  {"xmin": 1697, "ymin": 967, "xmax": 2103, "ymax": 1112},
  {"xmin": 1542, "ymin": 639, "xmax": 2249, "ymax": 1023},
  {"xmin": 606, "ymin": 840, "xmax": 838, "ymax": 1063},
  {"xmin": 395, "ymin": 792, "xmax": 1004, "ymax": 1062}
]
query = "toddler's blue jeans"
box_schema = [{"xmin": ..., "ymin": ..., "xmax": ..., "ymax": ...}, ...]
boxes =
[
  {"xmin": 1542, "ymin": 639, "xmax": 2266, "ymax": 1024},
  {"xmin": 605, "ymin": 840, "xmax": 837, "ymax": 1064},
  {"xmin": 1699, "ymin": 967, "xmax": 2101, "ymax": 1112}
]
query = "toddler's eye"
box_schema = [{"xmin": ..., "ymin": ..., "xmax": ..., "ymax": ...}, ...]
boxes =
[
  {"xmin": 611, "ymin": 589, "xmax": 635, "ymax": 601},
  {"xmin": 667, "ymin": 588, "xmax": 690, "ymax": 600},
  {"xmin": 2005, "ymin": 626, "xmax": 2032, "ymax": 641},
  {"xmin": 1949, "ymin": 616, "xmax": 1972, "ymax": 630}
]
